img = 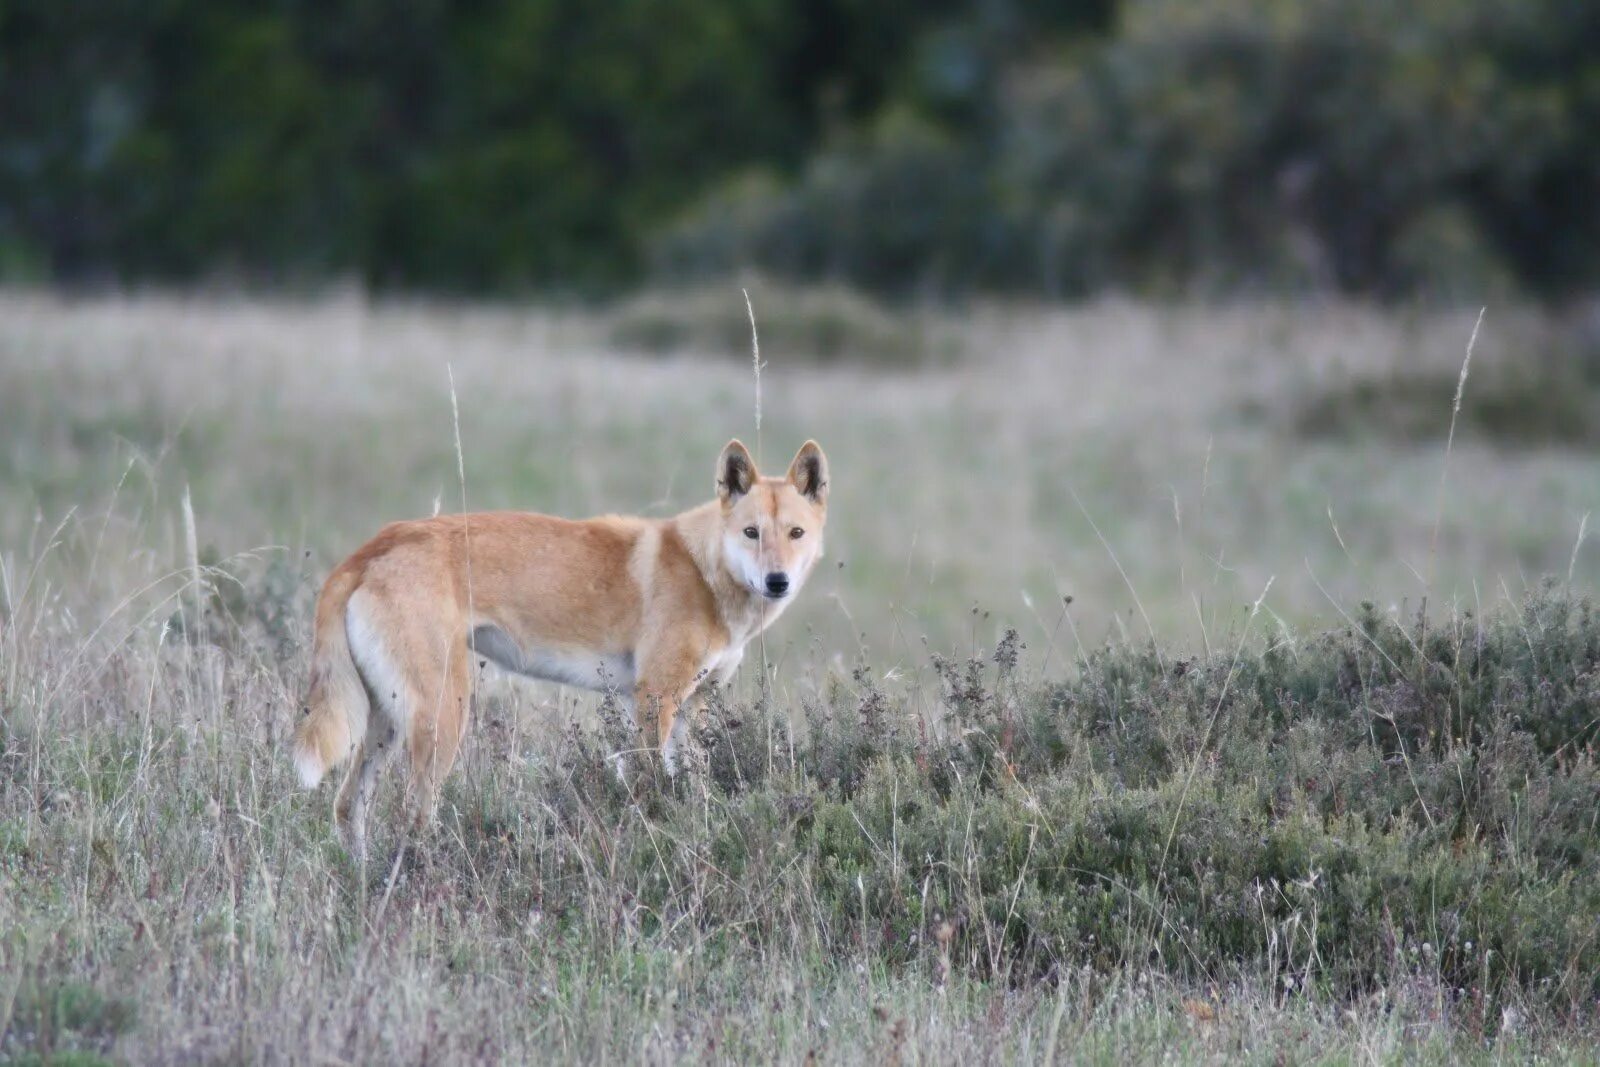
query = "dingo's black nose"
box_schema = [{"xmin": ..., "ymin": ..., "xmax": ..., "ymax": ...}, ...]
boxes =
[{"xmin": 765, "ymin": 572, "xmax": 790, "ymax": 597}]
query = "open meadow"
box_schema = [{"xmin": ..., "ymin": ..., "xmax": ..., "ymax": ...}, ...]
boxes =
[{"xmin": 2, "ymin": 289, "xmax": 1599, "ymax": 1062}]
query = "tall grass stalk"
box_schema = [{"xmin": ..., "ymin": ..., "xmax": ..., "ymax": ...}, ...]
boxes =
[{"xmin": 1427, "ymin": 307, "xmax": 1485, "ymax": 590}]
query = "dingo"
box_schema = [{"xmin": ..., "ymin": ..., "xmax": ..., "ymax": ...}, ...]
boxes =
[{"xmin": 291, "ymin": 439, "xmax": 828, "ymax": 857}]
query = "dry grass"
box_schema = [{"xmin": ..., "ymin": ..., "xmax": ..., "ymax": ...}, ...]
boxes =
[
  {"xmin": 2, "ymin": 289, "xmax": 1594, "ymax": 662},
  {"xmin": 2, "ymin": 288, "xmax": 1599, "ymax": 1063}
]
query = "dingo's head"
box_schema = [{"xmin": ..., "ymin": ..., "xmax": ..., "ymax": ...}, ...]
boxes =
[{"xmin": 716, "ymin": 439, "xmax": 829, "ymax": 601}]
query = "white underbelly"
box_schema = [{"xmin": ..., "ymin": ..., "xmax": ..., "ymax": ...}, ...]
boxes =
[{"xmin": 471, "ymin": 625, "xmax": 634, "ymax": 693}]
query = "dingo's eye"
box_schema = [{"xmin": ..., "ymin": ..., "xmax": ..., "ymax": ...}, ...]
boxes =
[
  {"xmin": 743, "ymin": 526, "xmax": 759, "ymax": 540},
  {"xmin": 789, "ymin": 527, "xmax": 805, "ymax": 540}
]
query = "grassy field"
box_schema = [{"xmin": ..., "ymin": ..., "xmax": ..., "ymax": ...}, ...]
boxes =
[{"xmin": 2, "ymin": 289, "xmax": 1599, "ymax": 1062}]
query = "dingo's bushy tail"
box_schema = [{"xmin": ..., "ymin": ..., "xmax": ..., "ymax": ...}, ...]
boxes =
[{"xmin": 292, "ymin": 567, "xmax": 366, "ymax": 787}]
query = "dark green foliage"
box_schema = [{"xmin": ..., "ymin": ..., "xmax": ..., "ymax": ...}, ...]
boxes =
[
  {"xmin": 662, "ymin": 0, "xmax": 1600, "ymax": 300},
  {"xmin": 653, "ymin": 111, "xmax": 1015, "ymax": 300},
  {"xmin": 0, "ymin": 0, "xmax": 981, "ymax": 292},
  {"xmin": 1, "ymin": 979, "xmax": 136, "ymax": 1063},
  {"xmin": 25, "ymin": 1, "xmax": 1598, "ymax": 298},
  {"xmin": 1001, "ymin": 0, "xmax": 1600, "ymax": 298}
]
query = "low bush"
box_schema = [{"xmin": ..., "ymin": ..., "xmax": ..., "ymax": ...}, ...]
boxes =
[
  {"xmin": 469, "ymin": 585, "xmax": 1600, "ymax": 1020},
  {"xmin": 1, "ymin": 979, "xmax": 135, "ymax": 1064}
]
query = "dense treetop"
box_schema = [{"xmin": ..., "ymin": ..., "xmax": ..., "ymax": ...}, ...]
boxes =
[{"xmin": 2, "ymin": 0, "xmax": 1594, "ymax": 298}]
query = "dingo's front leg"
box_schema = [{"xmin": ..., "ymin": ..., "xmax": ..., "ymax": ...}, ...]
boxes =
[
  {"xmin": 634, "ymin": 637, "xmax": 715, "ymax": 777},
  {"xmin": 667, "ymin": 650, "xmax": 745, "ymax": 774}
]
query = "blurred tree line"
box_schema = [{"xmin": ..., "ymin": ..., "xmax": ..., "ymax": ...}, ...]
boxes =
[{"xmin": 2, "ymin": 0, "xmax": 1595, "ymax": 299}]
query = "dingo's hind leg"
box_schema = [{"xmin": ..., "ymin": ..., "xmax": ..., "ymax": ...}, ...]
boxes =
[
  {"xmin": 333, "ymin": 712, "xmax": 397, "ymax": 861},
  {"xmin": 405, "ymin": 637, "xmax": 473, "ymax": 832}
]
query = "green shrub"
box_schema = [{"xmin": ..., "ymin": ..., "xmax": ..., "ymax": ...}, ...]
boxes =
[
  {"xmin": 1, "ymin": 980, "xmax": 136, "ymax": 1062},
  {"xmin": 1016, "ymin": 0, "xmax": 1600, "ymax": 297},
  {"xmin": 428, "ymin": 588, "xmax": 1600, "ymax": 1019},
  {"xmin": 650, "ymin": 110, "xmax": 1021, "ymax": 300}
]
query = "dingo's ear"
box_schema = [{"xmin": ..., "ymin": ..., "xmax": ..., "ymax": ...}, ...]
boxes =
[
  {"xmin": 716, "ymin": 439, "xmax": 757, "ymax": 506},
  {"xmin": 786, "ymin": 440, "xmax": 828, "ymax": 506}
]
